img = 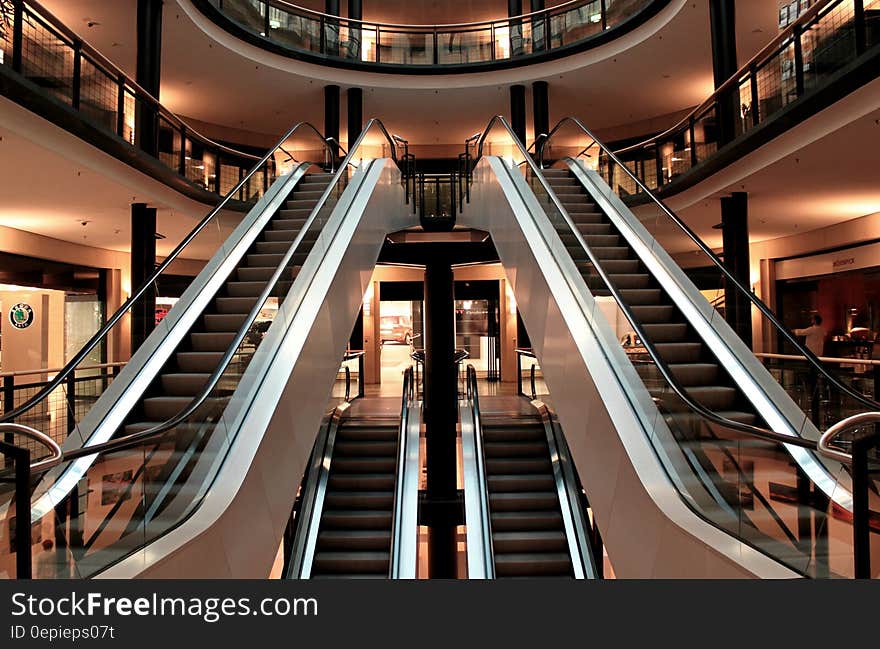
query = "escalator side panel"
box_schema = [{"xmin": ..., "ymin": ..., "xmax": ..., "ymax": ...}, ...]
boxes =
[
  {"xmin": 460, "ymin": 157, "xmax": 797, "ymax": 578},
  {"xmin": 100, "ymin": 159, "xmax": 417, "ymax": 578}
]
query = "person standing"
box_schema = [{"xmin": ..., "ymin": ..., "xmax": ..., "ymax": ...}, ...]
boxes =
[{"xmin": 794, "ymin": 314, "xmax": 826, "ymax": 357}]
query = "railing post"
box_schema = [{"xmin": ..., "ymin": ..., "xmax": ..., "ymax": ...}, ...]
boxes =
[
  {"xmin": 432, "ymin": 29, "xmax": 439, "ymax": 65},
  {"xmin": 599, "ymin": 0, "xmax": 607, "ymax": 30},
  {"xmin": 3, "ymin": 376, "xmax": 15, "ymax": 445},
  {"xmin": 688, "ymin": 116, "xmax": 698, "ymax": 167},
  {"xmin": 358, "ymin": 353, "xmax": 365, "ymax": 398},
  {"xmin": 116, "ymin": 76, "xmax": 127, "ymax": 139},
  {"xmin": 516, "ymin": 352, "xmax": 523, "ymax": 396},
  {"xmin": 65, "ymin": 370, "xmax": 77, "ymax": 436},
  {"xmin": 178, "ymin": 125, "xmax": 187, "ymax": 177},
  {"xmin": 344, "ymin": 366, "xmax": 351, "ymax": 401},
  {"xmin": 12, "ymin": 0, "xmax": 24, "ymax": 73},
  {"xmin": 530, "ymin": 363, "xmax": 537, "ymax": 400},
  {"xmin": 854, "ymin": 0, "xmax": 866, "ymax": 55},
  {"xmin": 851, "ymin": 429, "xmax": 877, "ymax": 578},
  {"xmin": 1, "ymin": 441, "xmax": 33, "ymax": 579},
  {"xmin": 71, "ymin": 40, "xmax": 82, "ymax": 110},
  {"xmin": 654, "ymin": 144, "xmax": 663, "ymax": 188},
  {"xmin": 749, "ymin": 64, "xmax": 760, "ymax": 127},
  {"xmin": 263, "ymin": 0, "xmax": 271, "ymax": 39},
  {"xmin": 793, "ymin": 25, "xmax": 805, "ymax": 98}
]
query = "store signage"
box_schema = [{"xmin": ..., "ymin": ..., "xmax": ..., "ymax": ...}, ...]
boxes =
[
  {"xmin": 832, "ymin": 257, "xmax": 855, "ymax": 270},
  {"xmin": 9, "ymin": 303, "xmax": 34, "ymax": 329}
]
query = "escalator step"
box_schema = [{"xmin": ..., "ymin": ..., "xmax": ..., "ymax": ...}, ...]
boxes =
[
  {"xmin": 617, "ymin": 288, "xmax": 662, "ymax": 305},
  {"xmin": 202, "ymin": 312, "xmax": 248, "ymax": 331},
  {"xmin": 176, "ymin": 351, "xmax": 224, "ymax": 373},
  {"xmin": 214, "ymin": 296, "xmax": 261, "ymax": 314},
  {"xmin": 225, "ymin": 281, "xmax": 292, "ymax": 298},
  {"xmin": 329, "ymin": 474, "xmax": 396, "ymax": 490},
  {"xmin": 324, "ymin": 491, "xmax": 394, "ymax": 509},
  {"xmin": 333, "ymin": 441, "xmax": 398, "ymax": 456},
  {"xmin": 312, "ymin": 551, "xmax": 390, "ymax": 574},
  {"xmin": 160, "ymin": 373, "xmax": 211, "ymax": 396},
  {"xmin": 336, "ymin": 428, "xmax": 399, "ymax": 442},
  {"xmin": 492, "ymin": 531, "xmax": 568, "ymax": 552},
  {"xmin": 272, "ymin": 216, "xmax": 309, "ymax": 228},
  {"xmin": 581, "ymin": 259, "xmax": 639, "ymax": 274},
  {"xmin": 640, "ymin": 322, "xmax": 689, "ymax": 342},
  {"xmin": 653, "ymin": 342, "xmax": 703, "ymax": 363},
  {"xmin": 490, "ymin": 510, "xmax": 563, "ymax": 530},
  {"xmin": 190, "ymin": 331, "xmax": 236, "ymax": 352},
  {"xmin": 629, "ymin": 305, "xmax": 677, "ymax": 323},
  {"xmin": 236, "ymin": 266, "xmax": 299, "ymax": 282},
  {"xmin": 317, "ymin": 529, "xmax": 391, "ymax": 550},
  {"xmin": 493, "ymin": 553, "xmax": 572, "ymax": 577},
  {"xmin": 489, "ymin": 491, "xmax": 560, "ymax": 511},
  {"xmin": 320, "ymin": 510, "xmax": 393, "ymax": 530},
  {"xmin": 488, "ymin": 474, "xmax": 554, "ymax": 492},
  {"xmin": 637, "ymin": 363, "xmax": 720, "ymax": 386},
  {"xmin": 653, "ymin": 385, "xmax": 738, "ymax": 411},
  {"xmin": 263, "ymin": 229, "xmax": 304, "ymax": 242},
  {"xmin": 483, "ymin": 441, "xmax": 548, "ymax": 457},
  {"xmin": 485, "ymin": 457, "xmax": 552, "ymax": 474},
  {"xmin": 331, "ymin": 457, "xmax": 396, "ymax": 473}
]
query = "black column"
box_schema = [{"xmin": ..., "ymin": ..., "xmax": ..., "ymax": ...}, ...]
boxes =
[
  {"xmin": 423, "ymin": 260, "xmax": 458, "ymax": 578},
  {"xmin": 509, "ymin": 0, "xmax": 523, "ymax": 56},
  {"xmin": 709, "ymin": 0, "xmax": 738, "ymax": 146},
  {"xmin": 324, "ymin": 0, "xmax": 340, "ymax": 56},
  {"xmin": 136, "ymin": 0, "xmax": 163, "ymax": 157},
  {"xmin": 530, "ymin": 0, "xmax": 546, "ymax": 51},
  {"xmin": 131, "ymin": 203, "xmax": 157, "ymax": 353},
  {"xmin": 324, "ymin": 85, "xmax": 340, "ymax": 160},
  {"xmin": 347, "ymin": 87, "xmax": 363, "ymax": 153},
  {"xmin": 348, "ymin": 0, "xmax": 362, "ymax": 59},
  {"xmin": 532, "ymin": 80, "xmax": 549, "ymax": 149},
  {"xmin": 720, "ymin": 192, "xmax": 751, "ymax": 347},
  {"xmin": 510, "ymin": 84, "xmax": 527, "ymax": 147}
]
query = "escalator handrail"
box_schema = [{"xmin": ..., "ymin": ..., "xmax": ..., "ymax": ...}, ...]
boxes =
[
  {"xmin": 53, "ymin": 121, "xmax": 403, "ymax": 463},
  {"xmin": 466, "ymin": 365, "xmax": 496, "ymax": 578},
  {"xmin": 0, "ymin": 121, "xmax": 334, "ymax": 426},
  {"xmin": 0, "ymin": 423, "xmax": 62, "ymax": 473},
  {"xmin": 537, "ymin": 115, "xmax": 880, "ymax": 414},
  {"xmin": 818, "ymin": 411, "xmax": 880, "ymax": 464},
  {"xmin": 389, "ymin": 367, "xmax": 416, "ymax": 578},
  {"xmin": 474, "ymin": 114, "xmax": 819, "ymax": 451}
]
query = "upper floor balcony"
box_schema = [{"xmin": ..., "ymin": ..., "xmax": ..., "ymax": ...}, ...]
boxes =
[{"xmin": 195, "ymin": 0, "xmax": 669, "ymax": 72}]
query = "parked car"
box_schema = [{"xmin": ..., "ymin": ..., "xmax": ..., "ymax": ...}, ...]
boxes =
[{"xmin": 380, "ymin": 315, "xmax": 413, "ymax": 345}]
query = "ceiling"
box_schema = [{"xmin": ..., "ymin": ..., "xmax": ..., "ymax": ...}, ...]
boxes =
[{"xmin": 36, "ymin": 0, "xmax": 780, "ymax": 148}]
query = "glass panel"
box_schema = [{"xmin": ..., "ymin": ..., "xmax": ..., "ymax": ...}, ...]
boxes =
[
  {"xmin": 437, "ymin": 28, "xmax": 495, "ymax": 65},
  {"xmin": 268, "ymin": 5, "xmax": 321, "ymax": 54},
  {"xmin": 79, "ymin": 56, "xmax": 118, "ymax": 132},
  {"xmin": 20, "ymin": 7, "xmax": 74, "ymax": 105},
  {"xmin": 550, "ymin": 1, "xmax": 603, "ymax": 47},
  {"xmin": 377, "ymin": 29, "xmax": 430, "ymax": 65}
]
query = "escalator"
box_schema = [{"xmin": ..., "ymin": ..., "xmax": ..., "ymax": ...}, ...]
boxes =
[
  {"xmin": 461, "ymin": 367, "xmax": 596, "ymax": 579},
  {"xmin": 462, "ymin": 115, "xmax": 880, "ymax": 578},
  {"xmin": 0, "ymin": 119, "xmax": 418, "ymax": 579},
  {"xmin": 287, "ymin": 369, "xmax": 421, "ymax": 579}
]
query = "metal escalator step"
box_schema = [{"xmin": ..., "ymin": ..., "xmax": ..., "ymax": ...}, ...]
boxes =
[
  {"xmin": 333, "ymin": 441, "xmax": 398, "ymax": 456},
  {"xmin": 331, "ymin": 457, "xmax": 396, "ymax": 473},
  {"xmin": 489, "ymin": 491, "xmax": 560, "ymax": 511},
  {"xmin": 316, "ymin": 529, "xmax": 391, "ymax": 550},
  {"xmin": 493, "ymin": 553, "xmax": 572, "ymax": 577},
  {"xmin": 190, "ymin": 331, "xmax": 236, "ymax": 352},
  {"xmin": 336, "ymin": 427, "xmax": 399, "ymax": 442},
  {"xmin": 491, "ymin": 510, "xmax": 563, "ymax": 531},
  {"xmin": 214, "ymin": 296, "xmax": 261, "ymax": 314},
  {"xmin": 488, "ymin": 474, "xmax": 555, "ymax": 492},
  {"xmin": 485, "ymin": 457, "xmax": 552, "ymax": 474},
  {"xmin": 324, "ymin": 491, "xmax": 394, "ymax": 509},
  {"xmin": 246, "ymin": 252, "xmax": 307, "ymax": 267},
  {"xmin": 574, "ymin": 223, "xmax": 613, "ymax": 235},
  {"xmin": 272, "ymin": 216, "xmax": 309, "ymax": 228},
  {"xmin": 285, "ymin": 199, "xmax": 320, "ymax": 210},
  {"xmin": 637, "ymin": 363, "xmax": 720, "ymax": 386},
  {"xmin": 328, "ymin": 473, "xmax": 396, "ymax": 490},
  {"xmin": 492, "ymin": 530, "xmax": 568, "ymax": 552},
  {"xmin": 640, "ymin": 322, "xmax": 688, "ymax": 342},
  {"xmin": 481, "ymin": 425, "xmax": 545, "ymax": 442},
  {"xmin": 578, "ymin": 246, "xmax": 631, "ymax": 260},
  {"xmin": 653, "ymin": 385, "xmax": 738, "ymax": 411},
  {"xmin": 291, "ymin": 190, "xmax": 325, "ymax": 201},
  {"xmin": 176, "ymin": 351, "xmax": 224, "ymax": 373},
  {"xmin": 202, "ymin": 313, "xmax": 248, "ymax": 332},
  {"xmin": 629, "ymin": 305, "xmax": 676, "ymax": 323},
  {"xmin": 320, "ymin": 510, "xmax": 393, "ymax": 530},
  {"xmin": 581, "ymin": 259, "xmax": 639, "ymax": 274},
  {"xmin": 654, "ymin": 342, "xmax": 703, "ymax": 363},
  {"xmin": 311, "ymin": 573, "xmax": 387, "ymax": 579},
  {"xmin": 237, "ymin": 266, "xmax": 299, "ymax": 282},
  {"xmin": 160, "ymin": 373, "xmax": 211, "ymax": 396},
  {"xmin": 263, "ymin": 229, "xmax": 303, "ymax": 242},
  {"xmin": 483, "ymin": 441, "xmax": 548, "ymax": 457},
  {"xmin": 617, "ymin": 288, "xmax": 663, "ymax": 305},
  {"xmin": 312, "ymin": 551, "xmax": 390, "ymax": 574},
  {"xmin": 142, "ymin": 395, "xmax": 226, "ymax": 421},
  {"xmin": 225, "ymin": 281, "xmax": 292, "ymax": 298},
  {"xmin": 255, "ymin": 240, "xmax": 300, "ymax": 255}
]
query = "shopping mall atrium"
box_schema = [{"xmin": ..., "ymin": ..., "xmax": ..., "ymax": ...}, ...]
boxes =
[{"xmin": 0, "ymin": 0, "xmax": 878, "ymax": 580}]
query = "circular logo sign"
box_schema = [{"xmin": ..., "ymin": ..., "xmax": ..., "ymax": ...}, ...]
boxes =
[{"xmin": 9, "ymin": 303, "xmax": 34, "ymax": 330}]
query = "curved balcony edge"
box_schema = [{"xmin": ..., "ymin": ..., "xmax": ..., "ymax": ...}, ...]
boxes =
[{"xmin": 191, "ymin": 0, "xmax": 672, "ymax": 75}]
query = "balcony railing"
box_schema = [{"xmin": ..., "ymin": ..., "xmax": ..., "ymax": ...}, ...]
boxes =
[
  {"xmin": 199, "ymin": 0, "xmax": 664, "ymax": 70},
  {"xmin": 0, "ymin": 0, "xmax": 280, "ymax": 203},
  {"xmin": 538, "ymin": 0, "xmax": 880, "ymax": 196}
]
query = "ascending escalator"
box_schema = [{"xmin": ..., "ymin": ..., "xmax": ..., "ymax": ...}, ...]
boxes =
[
  {"xmin": 288, "ymin": 370, "xmax": 420, "ymax": 579},
  {"xmin": 462, "ymin": 115, "xmax": 880, "ymax": 578},
  {"xmin": 460, "ymin": 367, "xmax": 596, "ymax": 579}
]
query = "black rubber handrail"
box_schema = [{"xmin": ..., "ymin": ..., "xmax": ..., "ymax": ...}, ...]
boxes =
[
  {"xmin": 474, "ymin": 114, "xmax": 820, "ymax": 451},
  {"xmin": 537, "ymin": 114, "xmax": 880, "ymax": 415},
  {"xmin": 1, "ymin": 121, "xmax": 333, "ymax": 426},
  {"xmin": 52, "ymin": 118, "xmax": 403, "ymax": 464}
]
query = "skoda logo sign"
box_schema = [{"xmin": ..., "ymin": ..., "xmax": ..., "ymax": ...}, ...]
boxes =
[{"xmin": 9, "ymin": 303, "xmax": 34, "ymax": 330}]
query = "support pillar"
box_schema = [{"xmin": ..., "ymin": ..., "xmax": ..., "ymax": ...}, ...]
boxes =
[
  {"xmin": 709, "ymin": 0, "xmax": 738, "ymax": 146},
  {"xmin": 423, "ymin": 260, "xmax": 458, "ymax": 578},
  {"xmin": 324, "ymin": 0, "xmax": 340, "ymax": 56},
  {"xmin": 136, "ymin": 0, "xmax": 163, "ymax": 157},
  {"xmin": 324, "ymin": 85, "xmax": 341, "ymax": 161},
  {"xmin": 530, "ymin": 0, "xmax": 546, "ymax": 51},
  {"xmin": 347, "ymin": 87, "xmax": 363, "ymax": 153},
  {"xmin": 508, "ymin": 0, "xmax": 523, "ymax": 57},
  {"xmin": 130, "ymin": 203, "xmax": 157, "ymax": 353},
  {"xmin": 532, "ymin": 80, "xmax": 549, "ymax": 149},
  {"xmin": 510, "ymin": 84, "xmax": 527, "ymax": 148},
  {"xmin": 720, "ymin": 192, "xmax": 751, "ymax": 347}
]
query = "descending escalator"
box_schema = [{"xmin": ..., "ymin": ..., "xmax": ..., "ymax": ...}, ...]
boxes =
[
  {"xmin": 288, "ymin": 370, "xmax": 421, "ymax": 580},
  {"xmin": 0, "ymin": 119, "xmax": 417, "ymax": 579}
]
